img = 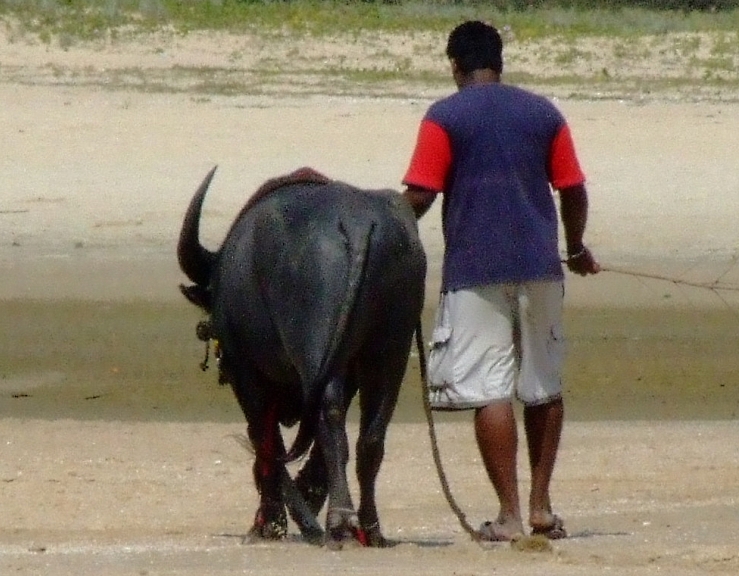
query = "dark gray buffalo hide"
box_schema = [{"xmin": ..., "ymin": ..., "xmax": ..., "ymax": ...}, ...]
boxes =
[{"xmin": 177, "ymin": 167, "xmax": 426, "ymax": 548}]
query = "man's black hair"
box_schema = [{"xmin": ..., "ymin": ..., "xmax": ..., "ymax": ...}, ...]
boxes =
[{"xmin": 446, "ymin": 21, "xmax": 503, "ymax": 75}]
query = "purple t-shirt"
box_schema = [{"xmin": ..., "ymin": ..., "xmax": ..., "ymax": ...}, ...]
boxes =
[{"xmin": 404, "ymin": 83, "xmax": 585, "ymax": 291}]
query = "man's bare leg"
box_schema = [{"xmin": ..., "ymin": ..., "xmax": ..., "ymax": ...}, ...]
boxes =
[
  {"xmin": 524, "ymin": 397, "xmax": 565, "ymax": 533},
  {"xmin": 474, "ymin": 400, "xmax": 525, "ymax": 540}
]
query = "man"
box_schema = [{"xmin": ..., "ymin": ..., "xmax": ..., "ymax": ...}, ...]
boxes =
[{"xmin": 402, "ymin": 21, "xmax": 599, "ymax": 542}]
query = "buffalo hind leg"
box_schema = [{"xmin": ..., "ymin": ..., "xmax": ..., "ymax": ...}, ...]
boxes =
[
  {"xmin": 242, "ymin": 400, "xmax": 289, "ymax": 541},
  {"xmin": 279, "ymin": 464, "xmax": 325, "ymax": 544},
  {"xmin": 232, "ymin": 379, "xmax": 326, "ymax": 544},
  {"xmin": 317, "ymin": 375, "xmax": 363, "ymax": 549},
  {"xmin": 294, "ymin": 443, "xmax": 328, "ymax": 516},
  {"xmin": 354, "ymin": 335, "xmax": 413, "ymax": 547}
]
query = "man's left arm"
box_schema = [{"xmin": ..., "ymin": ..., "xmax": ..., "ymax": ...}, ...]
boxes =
[
  {"xmin": 559, "ymin": 184, "xmax": 600, "ymax": 276},
  {"xmin": 549, "ymin": 123, "xmax": 600, "ymax": 276}
]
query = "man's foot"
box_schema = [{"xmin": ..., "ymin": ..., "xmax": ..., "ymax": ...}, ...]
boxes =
[
  {"xmin": 478, "ymin": 520, "xmax": 524, "ymax": 542},
  {"xmin": 530, "ymin": 514, "xmax": 567, "ymax": 540}
]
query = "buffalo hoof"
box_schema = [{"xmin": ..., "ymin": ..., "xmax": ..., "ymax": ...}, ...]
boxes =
[
  {"xmin": 359, "ymin": 522, "xmax": 390, "ymax": 548},
  {"xmin": 325, "ymin": 529, "xmax": 362, "ymax": 551},
  {"xmin": 248, "ymin": 502, "xmax": 288, "ymax": 541},
  {"xmin": 325, "ymin": 509, "xmax": 360, "ymax": 550},
  {"xmin": 299, "ymin": 526, "xmax": 325, "ymax": 546},
  {"xmin": 324, "ymin": 525, "xmax": 388, "ymax": 550},
  {"xmin": 324, "ymin": 510, "xmax": 389, "ymax": 549}
]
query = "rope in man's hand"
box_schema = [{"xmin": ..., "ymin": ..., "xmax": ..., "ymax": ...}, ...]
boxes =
[{"xmin": 594, "ymin": 265, "xmax": 739, "ymax": 292}]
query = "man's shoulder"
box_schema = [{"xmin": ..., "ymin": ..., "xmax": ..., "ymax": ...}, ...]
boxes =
[
  {"xmin": 426, "ymin": 92, "xmax": 460, "ymax": 119},
  {"xmin": 425, "ymin": 87, "xmax": 492, "ymax": 126},
  {"xmin": 424, "ymin": 84, "xmax": 565, "ymax": 134},
  {"xmin": 501, "ymin": 85, "xmax": 566, "ymax": 130},
  {"xmin": 429, "ymin": 84, "xmax": 558, "ymax": 111},
  {"xmin": 500, "ymin": 84, "xmax": 560, "ymax": 110}
]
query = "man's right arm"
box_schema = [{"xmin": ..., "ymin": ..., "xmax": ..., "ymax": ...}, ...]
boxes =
[
  {"xmin": 401, "ymin": 117, "xmax": 450, "ymax": 219},
  {"xmin": 402, "ymin": 185, "xmax": 437, "ymax": 219}
]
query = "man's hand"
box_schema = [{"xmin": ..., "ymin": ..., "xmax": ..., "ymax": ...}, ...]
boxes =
[
  {"xmin": 565, "ymin": 246, "xmax": 600, "ymax": 276},
  {"xmin": 402, "ymin": 186, "xmax": 437, "ymax": 219}
]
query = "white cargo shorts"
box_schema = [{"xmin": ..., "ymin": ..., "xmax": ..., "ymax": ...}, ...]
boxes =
[{"xmin": 427, "ymin": 281, "xmax": 565, "ymax": 410}]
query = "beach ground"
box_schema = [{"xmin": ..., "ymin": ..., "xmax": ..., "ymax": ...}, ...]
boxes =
[{"xmin": 1, "ymin": 26, "xmax": 739, "ymax": 575}]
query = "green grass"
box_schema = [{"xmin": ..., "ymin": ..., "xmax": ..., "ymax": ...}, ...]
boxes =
[
  {"xmin": 2, "ymin": 1, "xmax": 737, "ymax": 100},
  {"xmin": 3, "ymin": 0, "xmax": 739, "ymax": 42}
]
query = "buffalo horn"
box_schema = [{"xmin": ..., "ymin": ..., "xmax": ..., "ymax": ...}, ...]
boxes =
[{"xmin": 177, "ymin": 166, "xmax": 218, "ymax": 286}]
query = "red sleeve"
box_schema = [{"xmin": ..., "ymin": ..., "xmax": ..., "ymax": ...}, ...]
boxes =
[
  {"xmin": 549, "ymin": 124, "xmax": 586, "ymax": 190},
  {"xmin": 402, "ymin": 119, "xmax": 451, "ymax": 193}
]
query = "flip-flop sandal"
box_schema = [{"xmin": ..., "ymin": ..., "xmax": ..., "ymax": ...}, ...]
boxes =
[
  {"xmin": 530, "ymin": 515, "xmax": 567, "ymax": 540},
  {"xmin": 478, "ymin": 521, "xmax": 523, "ymax": 542}
]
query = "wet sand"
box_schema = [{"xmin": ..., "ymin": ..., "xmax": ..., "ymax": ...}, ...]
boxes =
[{"xmin": 1, "ymin": 300, "xmax": 738, "ymax": 423}]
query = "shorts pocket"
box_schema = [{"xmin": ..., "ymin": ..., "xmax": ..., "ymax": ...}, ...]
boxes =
[
  {"xmin": 547, "ymin": 323, "xmax": 566, "ymax": 365},
  {"xmin": 428, "ymin": 297, "xmax": 454, "ymax": 389}
]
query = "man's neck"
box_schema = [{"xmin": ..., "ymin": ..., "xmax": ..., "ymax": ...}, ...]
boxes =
[{"xmin": 458, "ymin": 69, "xmax": 500, "ymax": 89}]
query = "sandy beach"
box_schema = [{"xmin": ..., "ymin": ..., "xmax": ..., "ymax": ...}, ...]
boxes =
[{"xmin": 1, "ymin": 24, "xmax": 739, "ymax": 575}]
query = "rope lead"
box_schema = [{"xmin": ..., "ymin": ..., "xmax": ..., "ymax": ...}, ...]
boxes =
[{"xmin": 415, "ymin": 324, "xmax": 481, "ymax": 543}]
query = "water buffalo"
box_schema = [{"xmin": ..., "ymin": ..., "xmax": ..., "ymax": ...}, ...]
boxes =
[{"xmin": 177, "ymin": 167, "xmax": 426, "ymax": 548}]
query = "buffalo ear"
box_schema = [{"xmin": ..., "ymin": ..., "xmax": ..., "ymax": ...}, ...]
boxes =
[{"xmin": 179, "ymin": 283, "xmax": 212, "ymax": 311}]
